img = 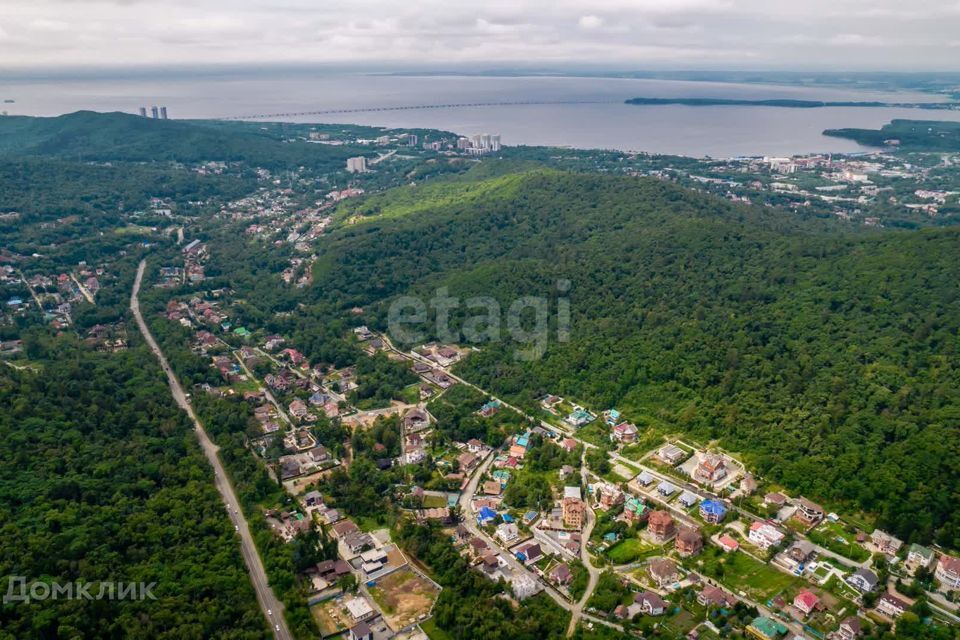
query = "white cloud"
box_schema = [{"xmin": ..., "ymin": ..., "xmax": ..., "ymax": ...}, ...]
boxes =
[
  {"xmin": 578, "ymin": 15, "xmax": 604, "ymax": 30},
  {"xmin": 828, "ymin": 33, "xmax": 885, "ymax": 46},
  {"xmin": 0, "ymin": 0, "xmax": 957, "ymax": 70}
]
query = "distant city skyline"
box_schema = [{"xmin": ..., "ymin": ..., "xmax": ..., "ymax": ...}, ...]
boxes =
[{"xmin": 1, "ymin": 0, "xmax": 959, "ymax": 72}]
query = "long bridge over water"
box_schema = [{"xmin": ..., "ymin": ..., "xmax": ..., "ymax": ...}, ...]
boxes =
[{"xmin": 221, "ymin": 99, "xmax": 619, "ymax": 120}]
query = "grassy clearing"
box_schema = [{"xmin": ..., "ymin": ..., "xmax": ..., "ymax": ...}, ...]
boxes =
[
  {"xmin": 606, "ymin": 537, "xmax": 658, "ymax": 565},
  {"xmin": 808, "ymin": 521, "xmax": 870, "ymax": 562},
  {"xmin": 401, "ymin": 383, "xmax": 422, "ymax": 404},
  {"xmin": 421, "ymin": 617, "xmax": 453, "ymax": 640},
  {"xmin": 336, "ymin": 172, "xmax": 529, "ymax": 225},
  {"xmin": 697, "ymin": 547, "xmax": 805, "ymax": 602},
  {"xmin": 421, "ymin": 494, "xmax": 449, "ymax": 508}
]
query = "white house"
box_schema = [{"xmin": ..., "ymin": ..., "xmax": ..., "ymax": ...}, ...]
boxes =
[
  {"xmin": 511, "ymin": 572, "xmax": 540, "ymax": 600},
  {"xmin": 846, "ymin": 568, "xmax": 879, "ymax": 593},
  {"xmin": 496, "ymin": 522, "xmax": 520, "ymax": 543},
  {"xmin": 748, "ymin": 521, "xmax": 785, "ymax": 549}
]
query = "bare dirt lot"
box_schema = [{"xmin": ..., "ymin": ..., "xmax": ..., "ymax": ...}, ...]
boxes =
[
  {"xmin": 368, "ymin": 568, "xmax": 439, "ymax": 630},
  {"xmin": 311, "ymin": 599, "xmax": 348, "ymax": 637}
]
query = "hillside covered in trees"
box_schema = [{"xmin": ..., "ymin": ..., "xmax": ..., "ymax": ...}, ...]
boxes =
[
  {"xmin": 824, "ymin": 119, "xmax": 960, "ymax": 151},
  {"xmin": 314, "ymin": 166, "xmax": 960, "ymax": 548},
  {"xmin": 0, "ymin": 111, "xmax": 360, "ymax": 170},
  {"xmin": 0, "ymin": 336, "xmax": 267, "ymax": 639}
]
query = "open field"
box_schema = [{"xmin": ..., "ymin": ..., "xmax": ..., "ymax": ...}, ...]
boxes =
[
  {"xmin": 421, "ymin": 617, "xmax": 454, "ymax": 640},
  {"xmin": 700, "ymin": 548, "xmax": 806, "ymax": 602},
  {"xmin": 421, "ymin": 494, "xmax": 449, "ymax": 508},
  {"xmin": 369, "ymin": 568, "xmax": 439, "ymax": 629},
  {"xmin": 807, "ymin": 521, "xmax": 870, "ymax": 562},
  {"xmin": 607, "ymin": 537, "xmax": 659, "ymax": 565}
]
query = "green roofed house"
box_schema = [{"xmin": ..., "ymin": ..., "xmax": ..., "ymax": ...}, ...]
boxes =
[
  {"xmin": 233, "ymin": 327, "xmax": 250, "ymax": 337},
  {"xmin": 907, "ymin": 543, "xmax": 936, "ymax": 572},
  {"xmin": 564, "ymin": 407, "xmax": 595, "ymax": 428},
  {"xmin": 747, "ymin": 616, "xmax": 788, "ymax": 640},
  {"xmin": 624, "ymin": 497, "xmax": 648, "ymax": 523}
]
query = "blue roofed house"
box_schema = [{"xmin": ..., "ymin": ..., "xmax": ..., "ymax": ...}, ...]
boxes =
[
  {"xmin": 515, "ymin": 542, "xmax": 544, "ymax": 565},
  {"xmin": 700, "ymin": 499, "xmax": 728, "ymax": 523},
  {"xmin": 604, "ymin": 408, "xmax": 621, "ymax": 425},
  {"xmin": 477, "ymin": 506, "xmax": 497, "ymax": 526}
]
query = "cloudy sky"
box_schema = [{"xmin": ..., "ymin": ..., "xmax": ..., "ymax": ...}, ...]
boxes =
[{"xmin": 1, "ymin": 0, "xmax": 959, "ymax": 71}]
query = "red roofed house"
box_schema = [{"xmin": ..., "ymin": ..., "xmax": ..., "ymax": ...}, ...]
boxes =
[
  {"xmin": 509, "ymin": 445, "xmax": 527, "ymax": 459},
  {"xmin": 482, "ymin": 481, "xmax": 502, "ymax": 496},
  {"xmin": 550, "ymin": 563, "xmax": 572, "ymax": 586},
  {"xmin": 281, "ymin": 348, "xmax": 305, "ymax": 365},
  {"xmin": 676, "ymin": 527, "xmax": 703, "ymax": 557},
  {"xmin": 718, "ymin": 534, "xmax": 740, "ymax": 553},
  {"xmin": 793, "ymin": 589, "xmax": 820, "ymax": 616},
  {"xmin": 610, "ymin": 422, "xmax": 638, "ymax": 444},
  {"xmin": 698, "ymin": 585, "xmax": 735, "ymax": 608},
  {"xmin": 694, "ymin": 453, "xmax": 728, "ymax": 484},
  {"xmin": 835, "ymin": 616, "xmax": 861, "ymax": 640},
  {"xmin": 935, "ymin": 554, "xmax": 960, "ymax": 591},
  {"xmin": 648, "ymin": 559, "xmax": 678, "ymax": 587},
  {"xmin": 647, "ymin": 510, "xmax": 676, "ymax": 543}
]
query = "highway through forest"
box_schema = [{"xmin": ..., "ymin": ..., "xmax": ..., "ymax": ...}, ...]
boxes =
[{"xmin": 131, "ymin": 259, "xmax": 292, "ymax": 640}]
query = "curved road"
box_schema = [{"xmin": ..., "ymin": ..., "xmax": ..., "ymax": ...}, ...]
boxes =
[
  {"xmin": 457, "ymin": 449, "xmax": 622, "ymax": 637},
  {"xmin": 131, "ymin": 260, "xmax": 292, "ymax": 640},
  {"xmin": 567, "ymin": 449, "xmax": 601, "ymax": 636}
]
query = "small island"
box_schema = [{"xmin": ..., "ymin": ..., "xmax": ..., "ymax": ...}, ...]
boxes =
[{"xmin": 624, "ymin": 96, "xmax": 959, "ymax": 110}]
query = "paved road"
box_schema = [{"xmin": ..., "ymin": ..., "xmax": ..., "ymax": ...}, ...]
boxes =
[
  {"xmin": 567, "ymin": 450, "xmax": 601, "ymax": 636},
  {"xmin": 378, "ymin": 330, "xmax": 849, "ymax": 635},
  {"xmin": 609, "ymin": 444, "xmax": 868, "ymax": 572},
  {"xmin": 69, "ymin": 272, "xmax": 96, "ymax": 304},
  {"xmin": 457, "ymin": 450, "xmax": 623, "ymax": 637},
  {"xmin": 131, "ymin": 260, "xmax": 292, "ymax": 640},
  {"xmin": 232, "ymin": 351, "xmax": 293, "ymax": 427}
]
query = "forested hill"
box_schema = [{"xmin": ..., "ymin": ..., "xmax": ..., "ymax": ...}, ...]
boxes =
[
  {"xmin": 317, "ymin": 167, "xmax": 960, "ymax": 547},
  {"xmin": 0, "ymin": 111, "xmax": 357, "ymax": 169},
  {"xmin": 824, "ymin": 119, "xmax": 960, "ymax": 151}
]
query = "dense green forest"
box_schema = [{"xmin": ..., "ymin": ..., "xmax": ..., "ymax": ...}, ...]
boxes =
[
  {"xmin": 0, "ymin": 112, "xmax": 360, "ymax": 171},
  {"xmin": 824, "ymin": 119, "xmax": 960, "ymax": 151},
  {"xmin": 0, "ymin": 335, "xmax": 267, "ymax": 639},
  {"xmin": 313, "ymin": 166, "xmax": 960, "ymax": 548}
]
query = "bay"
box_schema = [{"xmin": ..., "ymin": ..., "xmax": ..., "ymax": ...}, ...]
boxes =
[{"xmin": 2, "ymin": 70, "xmax": 958, "ymax": 157}]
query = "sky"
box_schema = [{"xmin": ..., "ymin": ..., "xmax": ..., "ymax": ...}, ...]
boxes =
[{"xmin": 1, "ymin": 0, "xmax": 959, "ymax": 72}]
